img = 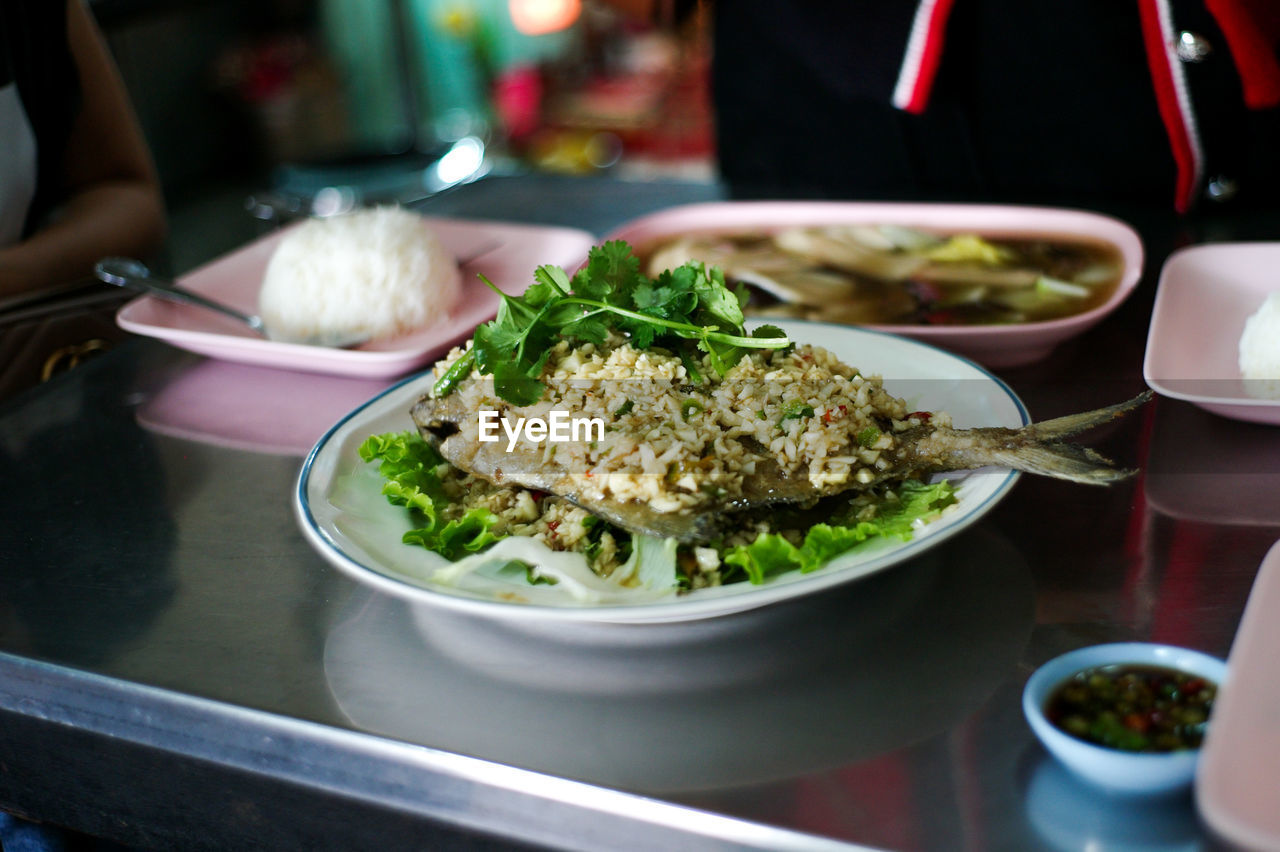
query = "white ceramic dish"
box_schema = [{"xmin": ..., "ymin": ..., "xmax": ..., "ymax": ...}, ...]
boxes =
[
  {"xmin": 296, "ymin": 319, "xmax": 1027, "ymax": 624},
  {"xmin": 117, "ymin": 216, "xmax": 595, "ymax": 379},
  {"xmin": 603, "ymin": 201, "xmax": 1144, "ymax": 369},
  {"xmin": 1023, "ymin": 642, "xmax": 1228, "ymax": 796},
  {"xmin": 1197, "ymin": 539, "xmax": 1280, "ymax": 851},
  {"xmin": 1144, "ymin": 242, "xmax": 1280, "ymax": 425}
]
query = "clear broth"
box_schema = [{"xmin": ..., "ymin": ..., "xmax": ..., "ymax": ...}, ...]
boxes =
[{"xmin": 637, "ymin": 228, "xmax": 1126, "ymax": 326}]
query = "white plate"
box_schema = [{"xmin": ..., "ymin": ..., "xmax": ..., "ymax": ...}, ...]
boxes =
[
  {"xmin": 117, "ymin": 216, "xmax": 595, "ymax": 379},
  {"xmin": 295, "ymin": 320, "xmax": 1027, "ymax": 624},
  {"xmin": 1144, "ymin": 242, "xmax": 1280, "ymax": 425}
]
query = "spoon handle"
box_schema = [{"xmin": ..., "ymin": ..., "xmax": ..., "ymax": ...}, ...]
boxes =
[{"xmin": 95, "ymin": 257, "xmax": 265, "ymax": 333}]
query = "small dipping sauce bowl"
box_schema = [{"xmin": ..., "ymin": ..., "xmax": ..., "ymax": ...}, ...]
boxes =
[{"xmin": 1023, "ymin": 642, "xmax": 1227, "ymax": 795}]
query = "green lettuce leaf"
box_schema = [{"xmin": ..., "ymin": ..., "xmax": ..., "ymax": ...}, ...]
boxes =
[
  {"xmin": 362, "ymin": 431, "xmax": 958, "ymax": 591},
  {"xmin": 360, "ymin": 431, "xmax": 507, "ymax": 560},
  {"xmin": 722, "ymin": 479, "xmax": 957, "ymax": 585}
]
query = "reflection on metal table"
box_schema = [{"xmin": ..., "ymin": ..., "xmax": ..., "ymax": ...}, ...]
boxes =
[{"xmin": 2, "ymin": 174, "xmax": 1278, "ymax": 851}]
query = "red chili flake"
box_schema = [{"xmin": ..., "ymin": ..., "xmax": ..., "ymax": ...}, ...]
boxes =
[
  {"xmin": 1123, "ymin": 713, "xmax": 1150, "ymax": 733},
  {"xmin": 821, "ymin": 404, "xmax": 848, "ymax": 424},
  {"xmin": 547, "ymin": 521, "xmax": 560, "ymax": 532},
  {"xmin": 528, "ymin": 490, "xmax": 546, "ymax": 501},
  {"xmin": 907, "ymin": 411, "xmax": 932, "ymax": 422}
]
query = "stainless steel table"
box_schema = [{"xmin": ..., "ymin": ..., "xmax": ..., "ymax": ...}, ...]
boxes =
[{"xmin": 2, "ymin": 175, "xmax": 1278, "ymax": 851}]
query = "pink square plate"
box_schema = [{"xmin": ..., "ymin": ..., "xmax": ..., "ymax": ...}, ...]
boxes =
[
  {"xmin": 1197, "ymin": 538, "xmax": 1280, "ymax": 850},
  {"xmin": 116, "ymin": 216, "xmax": 595, "ymax": 379},
  {"xmin": 602, "ymin": 201, "xmax": 1144, "ymax": 368},
  {"xmin": 1144, "ymin": 242, "xmax": 1280, "ymax": 426}
]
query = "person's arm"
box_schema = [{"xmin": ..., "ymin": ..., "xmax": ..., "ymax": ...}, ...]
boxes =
[{"xmin": 0, "ymin": 0, "xmax": 167, "ymax": 301}]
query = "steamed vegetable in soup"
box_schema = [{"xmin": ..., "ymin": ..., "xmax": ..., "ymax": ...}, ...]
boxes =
[{"xmin": 640, "ymin": 225, "xmax": 1124, "ymax": 326}]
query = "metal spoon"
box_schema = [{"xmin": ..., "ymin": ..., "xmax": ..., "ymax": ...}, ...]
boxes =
[{"xmin": 94, "ymin": 257, "xmax": 368, "ymax": 348}]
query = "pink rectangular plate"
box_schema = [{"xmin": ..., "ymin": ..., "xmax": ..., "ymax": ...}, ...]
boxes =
[
  {"xmin": 1196, "ymin": 538, "xmax": 1280, "ymax": 850},
  {"xmin": 117, "ymin": 216, "xmax": 595, "ymax": 379},
  {"xmin": 1144, "ymin": 242, "xmax": 1280, "ymax": 425}
]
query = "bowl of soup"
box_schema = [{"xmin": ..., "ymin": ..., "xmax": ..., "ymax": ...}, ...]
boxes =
[
  {"xmin": 604, "ymin": 201, "xmax": 1144, "ymax": 368},
  {"xmin": 1023, "ymin": 642, "xmax": 1226, "ymax": 795}
]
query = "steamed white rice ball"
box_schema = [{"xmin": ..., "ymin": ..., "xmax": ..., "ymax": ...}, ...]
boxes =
[
  {"xmin": 258, "ymin": 206, "xmax": 461, "ymax": 343},
  {"xmin": 1239, "ymin": 292, "xmax": 1280, "ymax": 399}
]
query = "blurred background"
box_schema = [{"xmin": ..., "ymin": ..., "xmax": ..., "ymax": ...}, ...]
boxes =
[{"xmin": 92, "ymin": 0, "xmax": 714, "ymax": 273}]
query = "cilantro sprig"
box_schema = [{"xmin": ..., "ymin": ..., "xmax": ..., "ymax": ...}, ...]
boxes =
[{"xmin": 433, "ymin": 241, "xmax": 791, "ymax": 405}]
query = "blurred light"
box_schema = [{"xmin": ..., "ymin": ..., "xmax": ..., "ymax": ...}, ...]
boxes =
[
  {"xmin": 585, "ymin": 132, "xmax": 622, "ymax": 169},
  {"xmin": 436, "ymin": 5, "xmax": 477, "ymax": 38},
  {"xmin": 509, "ymin": 0, "xmax": 580, "ymax": 35},
  {"xmin": 312, "ymin": 186, "xmax": 356, "ymax": 217},
  {"xmin": 436, "ymin": 136, "xmax": 485, "ymax": 183},
  {"xmin": 425, "ymin": 136, "xmax": 488, "ymax": 192}
]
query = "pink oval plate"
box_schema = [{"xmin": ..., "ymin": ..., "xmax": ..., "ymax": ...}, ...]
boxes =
[{"xmin": 602, "ymin": 200, "xmax": 1144, "ymax": 369}]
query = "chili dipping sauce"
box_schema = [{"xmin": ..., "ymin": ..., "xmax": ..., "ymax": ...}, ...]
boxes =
[{"xmin": 1044, "ymin": 664, "xmax": 1217, "ymax": 753}]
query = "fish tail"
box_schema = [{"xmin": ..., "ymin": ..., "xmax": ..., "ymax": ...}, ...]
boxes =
[
  {"xmin": 1021, "ymin": 391, "xmax": 1153, "ymax": 442},
  {"xmin": 911, "ymin": 392, "xmax": 1151, "ymax": 485},
  {"xmin": 983, "ymin": 443, "xmax": 1134, "ymax": 485}
]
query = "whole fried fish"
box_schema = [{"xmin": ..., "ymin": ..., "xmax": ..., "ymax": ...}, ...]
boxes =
[{"xmin": 412, "ymin": 387, "xmax": 1151, "ymax": 545}]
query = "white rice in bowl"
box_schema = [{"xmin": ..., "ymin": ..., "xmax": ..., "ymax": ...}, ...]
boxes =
[
  {"xmin": 258, "ymin": 206, "xmax": 461, "ymax": 342},
  {"xmin": 1239, "ymin": 292, "xmax": 1280, "ymax": 399}
]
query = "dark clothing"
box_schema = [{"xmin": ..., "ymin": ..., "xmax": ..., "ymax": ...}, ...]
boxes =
[
  {"xmin": 0, "ymin": 0, "xmax": 79, "ymax": 235},
  {"xmin": 711, "ymin": 1, "xmax": 1280, "ymax": 212}
]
